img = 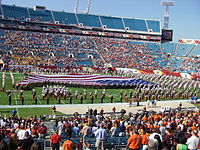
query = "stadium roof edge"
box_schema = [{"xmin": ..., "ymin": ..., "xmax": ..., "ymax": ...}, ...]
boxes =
[{"xmin": 2, "ymin": 4, "xmax": 161, "ymax": 22}]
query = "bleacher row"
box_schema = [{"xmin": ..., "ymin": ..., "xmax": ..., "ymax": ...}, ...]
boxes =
[
  {"xmin": 0, "ymin": 4, "xmax": 160, "ymax": 33},
  {"xmin": 4, "ymin": 135, "xmax": 128, "ymax": 150}
]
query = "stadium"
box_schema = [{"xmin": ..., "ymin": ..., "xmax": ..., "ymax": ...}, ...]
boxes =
[{"xmin": 0, "ymin": 0, "xmax": 199, "ymax": 149}]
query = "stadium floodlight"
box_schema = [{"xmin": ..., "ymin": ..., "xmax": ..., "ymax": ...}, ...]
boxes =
[
  {"xmin": 161, "ymin": 0, "xmax": 175, "ymax": 29},
  {"xmin": 74, "ymin": 0, "xmax": 80, "ymax": 13},
  {"xmin": 161, "ymin": 1, "xmax": 175, "ymax": 6},
  {"xmin": 85, "ymin": 0, "xmax": 92, "ymax": 14}
]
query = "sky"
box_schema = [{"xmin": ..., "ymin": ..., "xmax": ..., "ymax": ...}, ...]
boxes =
[{"xmin": 2, "ymin": 0, "xmax": 200, "ymax": 42}]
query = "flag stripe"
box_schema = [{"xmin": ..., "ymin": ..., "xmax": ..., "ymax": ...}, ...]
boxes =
[{"xmin": 17, "ymin": 74, "xmax": 156, "ymax": 86}]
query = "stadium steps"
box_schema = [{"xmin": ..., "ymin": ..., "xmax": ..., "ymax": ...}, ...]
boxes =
[{"xmin": 186, "ymin": 44, "xmax": 198, "ymax": 57}]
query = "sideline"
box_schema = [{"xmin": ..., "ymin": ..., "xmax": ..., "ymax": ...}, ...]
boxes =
[{"xmin": 0, "ymin": 99, "xmax": 191, "ymax": 108}]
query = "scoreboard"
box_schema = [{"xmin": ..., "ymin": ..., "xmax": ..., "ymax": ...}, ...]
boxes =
[{"xmin": 161, "ymin": 29, "xmax": 173, "ymax": 42}]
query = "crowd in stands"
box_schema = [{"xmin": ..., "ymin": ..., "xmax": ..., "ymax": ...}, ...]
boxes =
[
  {"xmin": 1, "ymin": 107, "xmax": 200, "ymax": 150},
  {"xmin": 0, "ymin": 30, "xmax": 168, "ymax": 71},
  {"xmin": 0, "ymin": 29, "xmax": 199, "ymax": 74},
  {"xmin": 182, "ymin": 58, "xmax": 200, "ymax": 76},
  {"xmin": 0, "ymin": 115, "xmax": 46, "ymax": 150}
]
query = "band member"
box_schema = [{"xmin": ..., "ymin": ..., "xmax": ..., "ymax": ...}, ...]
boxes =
[
  {"xmin": 124, "ymin": 91, "xmax": 127, "ymax": 97},
  {"xmin": 19, "ymin": 90, "xmax": 24, "ymax": 105},
  {"xmin": 63, "ymin": 91, "xmax": 67, "ymax": 100},
  {"xmin": 94, "ymin": 90, "xmax": 98, "ymax": 99},
  {"xmin": 80, "ymin": 93, "xmax": 83, "ymax": 104},
  {"xmin": 90, "ymin": 93, "xmax": 94, "ymax": 104},
  {"xmin": 7, "ymin": 90, "xmax": 12, "ymax": 105},
  {"xmin": 32, "ymin": 89, "xmax": 36, "ymax": 101},
  {"xmin": 120, "ymin": 89, "xmax": 123, "ymax": 98},
  {"xmin": 84, "ymin": 89, "xmax": 87, "ymax": 99},
  {"xmin": 129, "ymin": 89, "xmax": 133, "ymax": 98},
  {"xmin": 75, "ymin": 90, "xmax": 79, "ymax": 100},
  {"xmin": 69, "ymin": 96, "xmax": 72, "ymax": 104},
  {"xmin": 137, "ymin": 97, "xmax": 141, "ymax": 107},
  {"xmin": 120, "ymin": 95, "xmax": 123, "ymax": 103},
  {"xmin": 100, "ymin": 94, "xmax": 104, "ymax": 103},
  {"xmin": 109, "ymin": 93, "xmax": 113, "ymax": 103},
  {"xmin": 35, "ymin": 96, "xmax": 38, "ymax": 105}
]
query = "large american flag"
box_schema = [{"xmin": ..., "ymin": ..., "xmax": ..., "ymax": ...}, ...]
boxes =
[{"xmin": 17, "ymin": 74, "xmax": 156, "ymax": 87}]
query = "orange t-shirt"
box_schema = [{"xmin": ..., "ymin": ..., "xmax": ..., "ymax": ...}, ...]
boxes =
[
  {"xmin": 128, "ymin": 134, "xmax": 142, "ymax": 149},
  {"xmin": 191, "ymin": 126, "xmax": 197, "ymax": 130},
  {"xmin": 142, "ymin": 133, "xmax": 150, "ymax": 145},
  {"xmin": 63, "ymin": 140, "xmax": 74, "ymax": 150}
]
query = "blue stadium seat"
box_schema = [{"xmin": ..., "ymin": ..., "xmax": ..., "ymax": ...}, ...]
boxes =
[
  {"xmin": 76, "ymin": 60, "xmax": 94, "ymax": 67},
  {"xmin": 28, "ymin": 8, "xmax": 53, "ymax": 22},
  {"xmin": 123, "ymin": 18, "xmax": 148, "ymax": 32},
  {"xmin": 175, "ymin": 43, "xmax": 195, "ymax": 57},
  {"xmin": 77, "ymin": 14, "xmax": 101, "ymax": 28},
  {"xmin": 187, "ymin": 45, "xmax": 200, "ymax": 57},
  {"xmin": 146, "ymin": 20, "xmax": 160, "ymax": 32},
  {"xmin": 2, "ymin": 5, "xmax": 29, "ymax": 21},
  {"xmin": 100, "ymin": 16, "xmax": 124, "ymax": 30},
  {"xmin": 161, "ymin": 43, "xmax": 176, "ymax": 56},
  {"xmin": 53, "ymin": 11, "xmax": 78, "ymax": 25}
]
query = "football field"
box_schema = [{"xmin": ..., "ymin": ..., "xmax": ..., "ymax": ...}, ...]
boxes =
[{"xmin": 0, "ymin": 72, "xmax": 198, "ymax": 118}]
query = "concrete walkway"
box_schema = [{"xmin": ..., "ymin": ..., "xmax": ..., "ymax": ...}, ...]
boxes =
[
  {"xmin": 56, "ymin": 100, "xmax": 196, "ymax": 114},
  {"xmin": 0, "ymin": 100, "xmax": 196, "ymax": 115}
]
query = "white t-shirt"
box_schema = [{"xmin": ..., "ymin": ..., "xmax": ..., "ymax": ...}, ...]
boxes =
[
  {"xmin": 186, "ymin": 135, "xmax": 199, "ymax": 149},
  {"xmin": 149, "ymin": 133, "xmax": 162, "ymax": 141},
  {"xmin": 17, "ymin": 129, "xmax": 26, "ymax": 140}
]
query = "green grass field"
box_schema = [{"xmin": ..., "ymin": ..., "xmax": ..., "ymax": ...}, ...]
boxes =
[
  {"xmin": 0, "ymin": 72, "xmax": 137, "ymax": 118},
  {"xmin": 0, "ymin": 107, "xmax": 64, "ymax": 118},
  {"xmin": 0, "ymin": 71, "xmax": 198, "ymax": 118},
  {"xmin": 0, "ymin": 72, "xmax": 136, "ymax": 105}
]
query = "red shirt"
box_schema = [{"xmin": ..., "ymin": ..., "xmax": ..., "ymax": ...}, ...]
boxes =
[
  {"xmin": 38, "ymin": 126, "xmax": 47, "ymax": 134},
  {"xmin": 51, "ymin": 134, "xmax": 62, "ymax": 144}
]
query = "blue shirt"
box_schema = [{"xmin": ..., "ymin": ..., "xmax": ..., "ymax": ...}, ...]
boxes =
[{"xmin": 72, "ymin": 127, "xmax": 80, "ymax": 135}]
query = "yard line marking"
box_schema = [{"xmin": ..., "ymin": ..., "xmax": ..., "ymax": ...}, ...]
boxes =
[{"xmin": 37, "ymin": 95, "xmax": 42, "ymax": 104}]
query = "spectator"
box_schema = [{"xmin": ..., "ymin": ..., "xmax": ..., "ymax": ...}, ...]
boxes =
[
  {"xmin": 142, "ymin": 128, "xmax": 150, "ymax": 150},
  {"xmin": 30, "ymin": 142, "xmax": 40, "ymax": 150},
  {"xmin": 95, "ymin": 124, "xmax": 107, "ymax": 150},
  {"xmin": 62, "ymin": 136, "xmax": 74, "ymax": 150},
  {"xmin": 17, "ymin": 126, "xmax": 26, "ymax": 140},
  {"xmin": 76, "ymin": 137, "xmax": 90, "ymax": 150},
  {"xmin": 0, "ymin": 140, "xmax": 8, "ymax": 150},
  {"xmin": 163, "ymin": 128, "xmax": 173, "ymax": 150},
  {"xmin": 154, "ymin": 135, "xmax": 162, "ymax": 150},
  {"xmin": 127, "ymin": 129, "xmax": 142, "ymax": 150},
  {"xmin": 38, "ymin": 122, "xmax": 47, "ymax": 139},
  {"xmin": 72, "ymin": 124, "xmax": 80, "ymax": 136},
  {"xmin": 21, "ymin": 131, "xmax": 34, "ymax": 150},
  {"xmin": 81, "ymin": 123, "xmax": 89, "ymax": 138},
  {"xmin": 186, "ymin": 130, "xmax": 199, "ymax": 150},
  {"xmin": 50, "ymin": 131, "xmax": 62, "ymax": 150},
  {"xmin": 148, "ymin": 139, "xmax": 158, "ymax": 150},
  {"xmin": 8, "ymin": 133, "xmax": 18, "ymax": 150}
]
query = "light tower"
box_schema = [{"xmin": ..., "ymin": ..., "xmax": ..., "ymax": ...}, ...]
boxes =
[
  {"xmin": 74, "ymin": 0, "xmax": 92, "ymax": 14},
  {"xmin": 74, "ymin": 0, "xmax": 80, "ymax": 13},
  {"xmin": 85, "ymin": 0, "xmax": 92, "ymax": 14},
  {"xmin": 161, "ymin": 1, "xmax": 175, "ymax": 29}
]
